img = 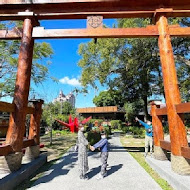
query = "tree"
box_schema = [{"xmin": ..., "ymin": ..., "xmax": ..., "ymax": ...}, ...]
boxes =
[
  {"xmin": 78, "ymin": 18, "xmax": 190, "ymax": 119},
  {"xmin": 78, "ymin": 18, "xmax": 161, "ymax": 119},
  {"xmin": 42, "ymin": 101, "xmax": 75, "ymax": 126},
  {"xmin": 93, "ymin": 90, "xmax": 124, "ymax": 107},
  {"xmin": 0, "ymin": 22, "xmax": 54, "ymax": 98}
]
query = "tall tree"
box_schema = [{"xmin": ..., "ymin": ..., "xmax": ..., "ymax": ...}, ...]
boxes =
[{"xmin": 0, "ymin": 22, "xmax": 54, "ymax": 98}]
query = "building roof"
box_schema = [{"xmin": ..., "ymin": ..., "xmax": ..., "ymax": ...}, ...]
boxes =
[{"xmin": 76, "ymin": 106, "xmax": 125, "ymax": 114}]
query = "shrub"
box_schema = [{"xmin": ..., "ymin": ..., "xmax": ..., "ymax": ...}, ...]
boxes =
[
  {"xmin": 104, "ymin": 126, "xmax": 112, "ymax": 136},
  {"xmin": 52, "ymin": 129, "xmax": 71, "ymax": 136},
  {"xmin": 163, "ymin": 125, "xmax": 169, "ymax": 134},
  {"xmin": 88, "ymin": 119, "xmax": 104, "ymax": 126},
  {"xmin": 123, "ymin": 126, "xmax": 145, "ymax": 137},
  {"xmin": 87, "ymin": 131, "xmax": 101, "ymax": 145},
  {"xmin": 110, "ymin": 120, "xmax": 122, "ymax": 130},
  {"xmin": 122, "ymin": 126, "xmax": 129, "ymax": 134}
]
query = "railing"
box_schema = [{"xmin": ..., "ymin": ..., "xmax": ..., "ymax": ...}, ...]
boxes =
[
  {"xmin": 0, "ymin": 100, "xmax": 43, "ymax": 156},
  {"xmin": 151, "ymin": 102, "xmax": 190, "ymax": 159}
]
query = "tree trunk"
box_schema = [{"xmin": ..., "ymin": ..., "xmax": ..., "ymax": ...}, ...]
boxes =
[{"xmin": 142, "ymin": 96, "xmax": 148, "ymax": 121}]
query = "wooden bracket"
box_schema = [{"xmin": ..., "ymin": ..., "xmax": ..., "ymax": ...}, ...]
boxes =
[
  {"xmin": 18, "ymin": 11, "xmax": 40, "ymax": 26},
  {"xmin": 152, "ymin": 8, "xmax": 174, "ymax": 24}
]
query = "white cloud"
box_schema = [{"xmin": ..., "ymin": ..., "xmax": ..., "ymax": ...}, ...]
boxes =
[{"xmin": 59, "ymin": 76, "xmax": 81, "ymax": 86}]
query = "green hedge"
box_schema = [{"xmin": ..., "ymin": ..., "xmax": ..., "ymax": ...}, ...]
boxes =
[
  {"xmin": 87, "ymin": 131, "xmax": 101, "ymax": 145},
  {"xmin": 87, "ymin": 119, "xmax": 104, "ymax": 125},
  {"xmin": 122, "ymin": 126, "xmax": 145, "ymax": 138},
  {"xmin": 110, "ymin": 120, "xmax": 122, "ymax": 130}
]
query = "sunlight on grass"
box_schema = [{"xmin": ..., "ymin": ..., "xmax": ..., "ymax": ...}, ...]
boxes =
[{"xmin": 120, "ymin": 135, "xmax": 173, "ymax": 190}]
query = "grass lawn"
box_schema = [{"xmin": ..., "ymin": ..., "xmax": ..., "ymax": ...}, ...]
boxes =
[
  {"xmin": 16, "ymin": 131, "xmax": 77, "ymax": 190},
  {"xmin": 120, "ymin": 134, "xmax": 173, "ymax": 190}
]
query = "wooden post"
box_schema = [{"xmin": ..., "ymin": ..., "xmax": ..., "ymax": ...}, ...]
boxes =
[
  {"xmin": 23, "ymin": 99, "xmax": 43, "ymax": 163},
  {"xmin": 6, "ymin": 18, "xmax": 34, "ymax": 152},
  {"xmin": 151, "ymin": 103, "xmax": 167, "ymax": 160},
  {"xmin": 157, "ymin": 15, "xmax": 190, "ymax": 174},
  {"xmin": 29, "ymin": 99, "xmax": 44, "ymax": 145}
]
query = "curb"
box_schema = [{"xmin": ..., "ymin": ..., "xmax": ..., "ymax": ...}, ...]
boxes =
[
  {"xmin": 146, "ymin": 157, "xmax": 190, "ymax": 190},
  {"xmin": 0, "ymin": 152, "xmax": 47, "ymax": 190}
]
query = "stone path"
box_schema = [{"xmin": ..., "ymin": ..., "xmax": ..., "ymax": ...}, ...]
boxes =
[{"xmin": 28, "ymin": 133, "xmax": 162, "ymax": 190}]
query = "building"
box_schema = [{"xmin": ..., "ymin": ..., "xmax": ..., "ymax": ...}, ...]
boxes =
[
  {"xmin": 76, "ymin": 106, "xmax": 126, "ymax": 121},
  {"xmin": 53, "ymin": 90, "xmax": 75, "ymax": 108}
]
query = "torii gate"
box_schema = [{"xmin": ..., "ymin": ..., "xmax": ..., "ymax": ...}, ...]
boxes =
[{"xmin": 0, "ymin": 0, "xmax": 190, "ymax": 175}]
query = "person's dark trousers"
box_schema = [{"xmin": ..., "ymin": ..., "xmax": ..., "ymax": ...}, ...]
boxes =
[{"xmin": 101, "ymin": 152, "xmax": 108, "ymax": 176}]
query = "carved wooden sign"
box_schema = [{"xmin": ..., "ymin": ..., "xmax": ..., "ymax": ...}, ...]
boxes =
[{"xmin": 87, "ymin": 16, "xmax": 103, "ymax": 29}]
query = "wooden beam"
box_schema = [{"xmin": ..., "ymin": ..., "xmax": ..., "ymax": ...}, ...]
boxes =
[
  {"xmin": 169, "ymin": 27, "xmax": 190, "ymax": 37},
  {"xmin": 156, "ymin": 107, "xmax": 167, "ymax": 115},
  {"xmin": 160, "ymin": 140, "xmax": 171, "ymax": 151},
  {"xmin": 181, "ymin": 146, "xmax": 190, "ymax": 159},
  {"xmin": 2, "ymin": 26, "xmax": 190, "ymax": 40},
  {"xmin": 0, "ymin": 101, "xmax": 15, "ymax": 113},
  {"xmin": 22, "ymin": 139, "xmax": 35, "ymax": 149},
  {"xmin": 0, "ymin": 26, "xmax": 159, "ymax": 40},
  {"xmin": 26, "ymin": 107, "xmax": 35, "ymax": 114},
  {"xmin": 1, "ymin": 0, "xmax": 190, "ymax": 19},
  {"xmin": 0, "ymin": 144, "xmax": 13, "ymax": 156},
  {"xmin": 176, "ymin": 102, "xmax": 190, "ymax": 113},
  {"xmin": 2, "ymin": 10, "xmax": 190, "ymax": 21}
]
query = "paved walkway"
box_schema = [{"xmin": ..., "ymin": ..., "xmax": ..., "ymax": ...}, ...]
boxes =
[{"xmin": 28, "ymin": 133, "xmax": 162, "ymax": 190}]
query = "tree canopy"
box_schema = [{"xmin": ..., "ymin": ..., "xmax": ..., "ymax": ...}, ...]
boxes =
[
  {"xmin": 42, "ymin": 101, "xmax": 76, "ymax": 128},
  {"xmin": 0, "ymin": 22, "xmax": 54, "ymax": 98},
  {"xmin": 78, "ymin": 18, "xmax": 190, "ymax": 119},
  {"xmin": 93, "ymin": 90, "xmax": 124, "ymax": 107}
]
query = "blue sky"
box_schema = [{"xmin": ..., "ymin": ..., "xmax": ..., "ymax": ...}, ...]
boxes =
[
  {"xmin": 1, "ymin": 18, "xmax": 165, "ymax": 107},
  {"xmin": 31, "ymin": 19, "xmax": 117, "ymax": 108}
]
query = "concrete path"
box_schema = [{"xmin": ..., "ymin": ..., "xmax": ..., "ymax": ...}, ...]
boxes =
[{"xmin": 28, "ymin": 133, "xmax": 162, "ymax": 190}]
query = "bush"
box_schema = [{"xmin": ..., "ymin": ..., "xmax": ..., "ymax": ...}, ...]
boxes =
[
  {"xmin": 52, "ymin": 129, "xmax": 71, "ymax": 136},
  {"xmin": 87, "ymin": 131, "xmax": 101, "ymax": 145},
  {"xmin": 163, "ymin": 125, "xmax": 169, "ymax": 134},
  {"xmin": 122, "ymin": 126, "xmax": 129, "ymax": 134},
  {"xmin": 110, "ymin": 120, "xmax": 122, "ymax": 130},
  {"xmin": 88, "ymin": 119, "xmax": 104, "ymax": 126},
  {"xmin": 123, "ymin": 126, "xmax": 145, "ymax": 138},
  {"xmin": 104, "ymin": 126, "xmax": 112, "ymax": 136}
]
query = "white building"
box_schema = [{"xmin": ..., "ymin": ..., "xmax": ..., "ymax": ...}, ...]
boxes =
[{"xmin": 53, "ymin": 90, "xmax": 75, "ymax": 108}]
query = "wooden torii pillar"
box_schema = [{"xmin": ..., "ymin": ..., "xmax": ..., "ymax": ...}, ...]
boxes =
[
  {"xmin": 3, "ymin": 16, "xmax": 35, "ymax": 172},
  {"xmin": 156, "ymin": 15, "xmax": 190, "ymax": 175},
  {"xmin": 151, "ymin": 103, "xmax": 168, "ymax": 160}
]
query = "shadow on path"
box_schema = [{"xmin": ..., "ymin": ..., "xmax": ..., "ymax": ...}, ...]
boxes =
[
  {"xmin": 124, "ymin": 147, "xmax": 145, "ymax": 153},
  {"xmin": 107, "ymin": 164, "xmax": 123, "ymax": 176},
  {"xmin": 87, "ymin": 166, "xmax": 101, "ymax": 179},
  {"xmin": 87, "ymin": 164, "xmax": 123, "ymax": 179},
  {"xmin": 31, "ymin": 152, "xmax": 78, "ymax": 187}
]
